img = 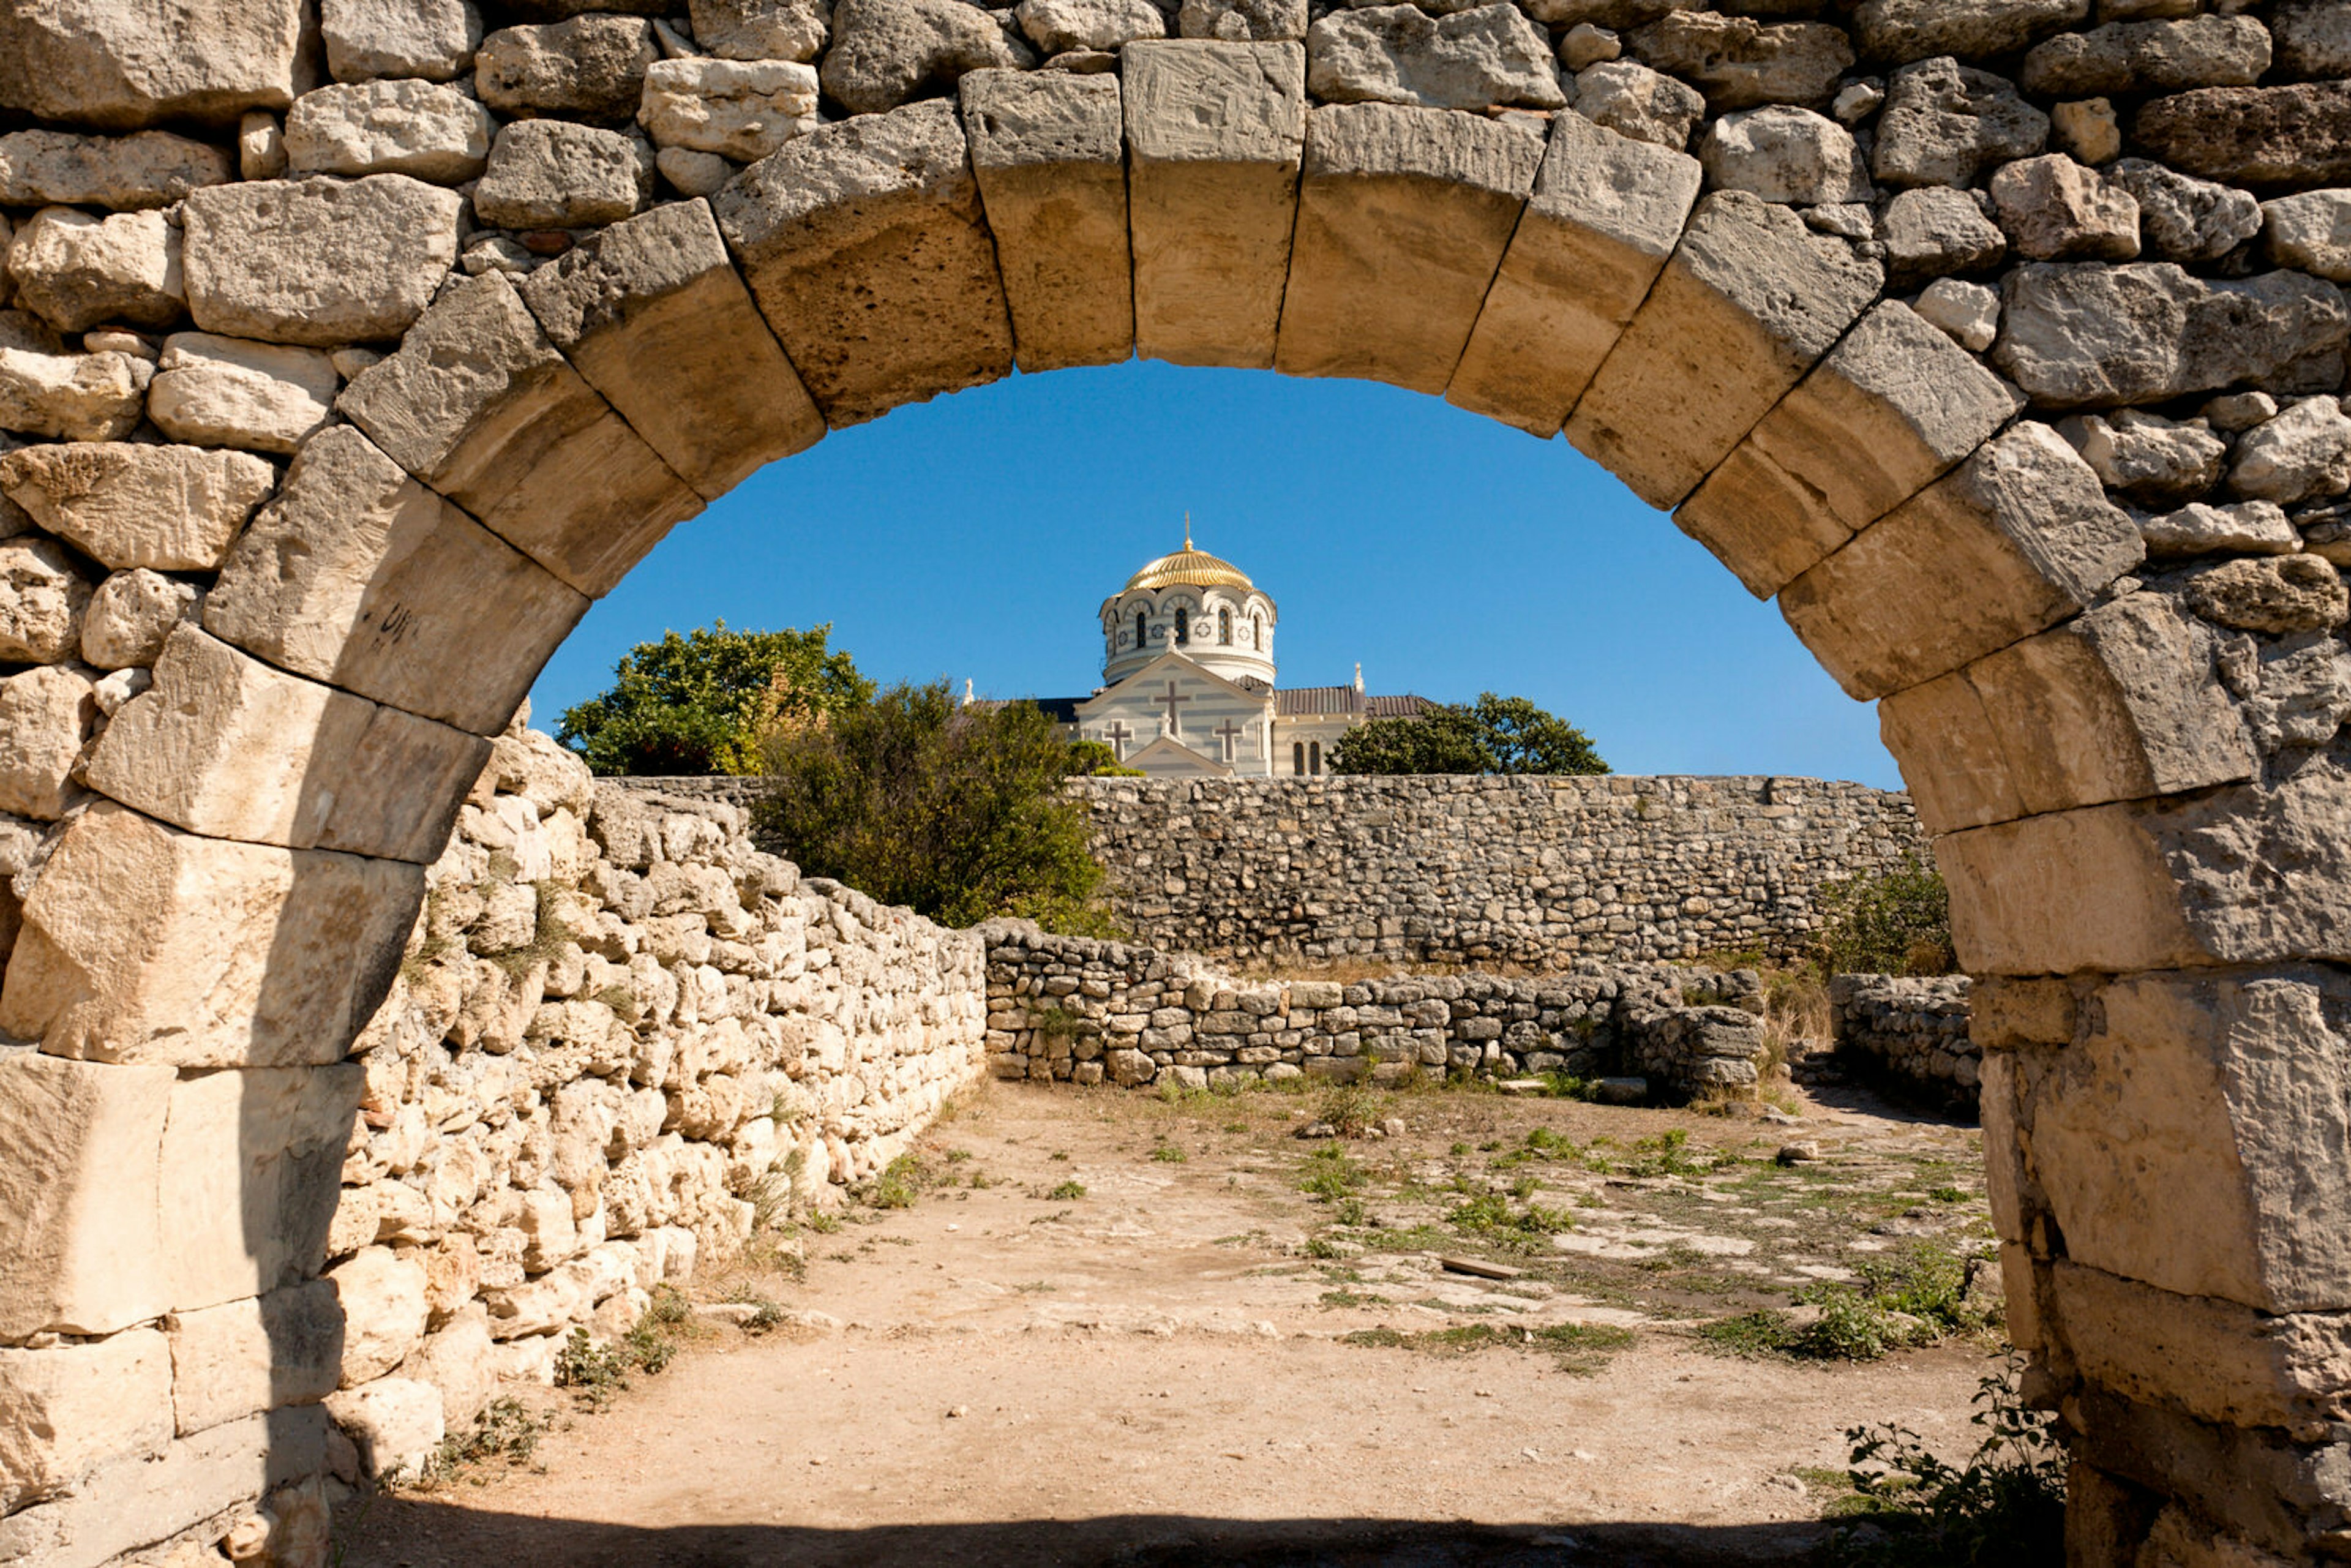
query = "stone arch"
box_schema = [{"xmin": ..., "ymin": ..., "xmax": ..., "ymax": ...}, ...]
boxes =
[{"xmin": 0, "ymin": 7, "xmax": 2348, "ymax": 1566}]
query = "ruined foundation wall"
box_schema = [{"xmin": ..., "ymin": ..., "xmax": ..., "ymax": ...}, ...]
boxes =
[{"xmin": 1829, "ymin": 973, "xmax": 1978, "ymax": 1108}]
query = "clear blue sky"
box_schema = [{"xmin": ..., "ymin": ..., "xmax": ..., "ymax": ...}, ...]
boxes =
[{"xmin": 525, "ymin": 359, "xmax": 1902, "ymax": 790}]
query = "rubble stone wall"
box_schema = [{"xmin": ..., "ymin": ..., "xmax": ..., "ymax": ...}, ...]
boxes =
[
  {"xmin": 0, "ymin": 0, "xmax": 2346, "ymax": 1563},
  {"xmin": 981, "ymin": 923, "xmax": 1770, "ymax": 1098},
  {"xmin": 1828, "ymin": 972, "xmax": 1977, "ymax": 1106}
]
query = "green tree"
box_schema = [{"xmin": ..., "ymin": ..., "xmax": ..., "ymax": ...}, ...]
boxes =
[
  {"xmin": 1815, "ymin": 857, "xmax": 1955, "ymax": 976},
  {"xmin": 1329, "ymin": 692, "xmax": 1609, "ymax": 776},
  {"xmin": 755, "ymin": 680, "xmax": 1116, "ymax": 932},
  {"xmin": 556, "ymin": 621, "xmax": 871, "ymax": 777}
]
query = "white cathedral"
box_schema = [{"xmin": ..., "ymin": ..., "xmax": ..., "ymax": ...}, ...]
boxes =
[{"xmin": 984, "ymin": 525, "xmax": 1433, "ymax": 778}]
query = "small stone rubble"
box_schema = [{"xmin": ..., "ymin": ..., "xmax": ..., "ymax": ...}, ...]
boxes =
[{"xmin": 1828, "ymin": 973, "xmax": 1977, "ymax": 1108}]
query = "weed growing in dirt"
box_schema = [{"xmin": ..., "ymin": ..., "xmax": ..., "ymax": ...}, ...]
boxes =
[
  {"xmin": 1445, "ymin": 1191, "xmax": 1576, "ymax": 1253},
  {"xmin": 1826, "ymin": 1354, "xmax": 2064, "ymax": 1567},
  {"xmin": 869, "ymin": 1152, "xmax": 937, "ymax": 1209},
  {"xmin": 1150, "ymin": 1141, "xmax": 1187, "ymax": 1163},
  {"xmin": 399, "ymin": 1396, "xmax": 552, "ymax": 1491},
  {"xmin": 1317, "ymin": 1084, "xmax": 1380, "ymax": 1137},
  {"xmin": 1298, "ymin": 1144, "xmax": 1367, "ymax": 1199},
  {"xmin": 1696, "ymin": 1242, "xmax": 1996, "ymax": 1361},
  {"xmin": 1046, "ymin": 1178, "xmax": 1087, "ymax": 1200},
  {"xmin": 803, "ymin": 1209, "xmax": 843, "ymax": 1234},
  {"xmin": 1341, "ymin": 1321, "xmax": 1635, "ymax": 1374}
]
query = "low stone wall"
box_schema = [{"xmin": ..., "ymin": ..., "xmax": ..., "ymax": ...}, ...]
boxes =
[
  {"xmin": 980, "ymin": 924, "xmax": 1769, "ymax": 1100},
  {"xmin": 317, "ymin": 732, "xmax": 986, "ymax": 1485},
  {"xmin": 1829, "ymin": 974, "xmax": 1976, "ymax": 1108}
]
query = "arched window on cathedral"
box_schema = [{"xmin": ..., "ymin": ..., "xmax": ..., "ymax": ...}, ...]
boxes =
[
  {"xmin": 1175, "ymin": 607, "xmax": 1189, "ymax": 646},
  {"xmin": 1253, "ymin": 613, "xmax": 1264, "ymax": 649},
  {"xmin": 1218, "ymin": 608, "xmax": 1232, "ymax": 645},
  {"xmin": 1135, "ymin": 610, "xmax": 1147, "ymax": 650},
  {"xmin": 1310, "ymin": 741, "xmax": 1322, "ymax": 776},
  {"xmin": 1292, "ymin": 741, "xmax": 1305, "ymax": 776}
]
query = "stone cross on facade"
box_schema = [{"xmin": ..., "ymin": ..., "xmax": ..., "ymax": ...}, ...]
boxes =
[
  {"xmin": 1215, "ymin": 718, "xmax": 1242, "ymax": 762},
  {"xmin": 1158, "ymin": 680, "xmax": 1190, "ymax": 737},
  {"xmin": 1101, "ymin": 719, "xmax": 1131, "ymax": 759}
]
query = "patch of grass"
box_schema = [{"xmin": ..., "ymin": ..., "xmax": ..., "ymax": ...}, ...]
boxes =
[
  {"xmin": 1149, "ymin": 1141, "xmax": 1187, "ymax": 1163},
  {"xmin": 1317, "ymin": 1083, "xmax": 1381, "ymax": 1138},
  {"xmin": 1301, "ymin": 1236, "xmax": 1345, "ymax": 1260},
  {"xmin": 1445, "ymin": 1191, "xmax": 1576, "ymax": 1252},
  {"xmin": 1614, "ymin": 1128, "xmax": 1737, "ymax": 1179},
  {"xmin": 1046, "ymin": 1178, "xmax": 1087, "ymax": 1201},
  {"xmin": 868, "ymin": 1152, "xmax": 936, "ymax": 1210},
  {"xmin": 1696, "ymin": 1310, "xmax": 1799, "ymax": 1358},
  {"xmin": 803, "ymin": 1209, "xmax": 843, "ymax": 1234},
  {"xmin": 1298, "ymin": 1144, "xmax": 1367, "ymax": 1200},
  {"xmin": 1340, "ymin": 1321, "xmax": 1635, "ymax": 1374}
]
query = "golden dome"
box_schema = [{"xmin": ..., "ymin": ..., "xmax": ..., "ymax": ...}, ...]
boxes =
[{"xmin": 1123, "ymin": 518, "xmax": 1255, "ymax": 593}]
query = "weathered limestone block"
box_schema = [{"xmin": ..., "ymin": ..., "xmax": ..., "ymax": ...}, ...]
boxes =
[
  {"xmin": 83, "ymin": 568, "xmax": 198, "ymax": 669},
  {"xmin": 205, "ymin": 428, "xmax": 585, "ymax": 737},
  {"xmin": 0, "ymin": 1330, "xmax": 173, "ymax": 1512},
  {"xmin": 476, "ymin": 15, "xmax": 659, "ymax": 125},
  {"xmin": 1914, "ymin": 278, "xmax": 2000, "ymax": 353},
  {"xmin": 0, "ymin": 664, "xmax": 97, "ymax": 821},
  {"xmin": 819, "ymin": 0, "xmax": 1027, "ymax": 117},
  {"xmin": 240, "ymin": 110, "xmax": 288, "ymax": 182},
  {"xmin": 0, "ymin": 800, "xmax": 422, "ymax": 1068},
  {"xmin": 0, "ymin": 536, "xmax": 92, "ymax": 663},
  {"xmin": 1885, "ymin": 593, "xmax": 2254, "ymax": 833},
  {"xmin": 1017, "ymin": 0, "xmax": 1163, "ymax": 54},
  {"xmin": 2022, "ymin": 17, "xmax": 2271, "ymax": 99},
  {"xmin": 1276, "ymin": 104, "xmax": 1539, "ymax": 395},
  {"xmin": 402, "ymin": 1305, "xmax": 495, "ymax": 1429},
  {"xmin": 1988, "ymin": 154, "xmax": 2140, "ymax": 263},
  {"xmin": 1448, "ymin": 108, "xmax": 1700, "ymax": 437},
  {"xmin": 0, "ymin": 441, "xmax": 276, "ymax": 571},
  {"xmin": 2273, "ymin": 0, "xmax": 2351, "ymax": 82},
  {"xmin": 147, "ymin": 331, "xmax": 339, "ymax": 455},
  {"xmin": 2108, "ymin": 159, "xmax": 2263, "ymax": 265},
  {"xmin": 657, "ymin": 146, "xmax": 734, "ymax": 198},
  {"xmin": 326, "ymin": 1246, "xmax": 429, "ymax": 1386},
  {"xmin": 86, "ymin": 626, "xmax": 489, "ymax": 863},
  {"xmin": 518, "ymin": 199, "xmax": 822, "ymax": 501},
  {"xmin": 2135, "ymin": 83, "xmax": 2351, "ymax": 191},
  {"xmin": 323, "ymin": 0, "xmax": 485, "ymax": 83},
  {"xmin": 1565, "ymin": 190, "xmax": 1881, "ymax": 511},
  {"xmin": 1307, "ymin": 4, "xmax": 1562, "ymax": 113},
  {"xmin": 2181, "ymin": 553, "xmax": 2348, "ymax": 634},
  {"xmin": 2054, "ymin": 1261, "xmax": 2351, "ymax": 1431},
  {"xmin": 1621, "ymin": 12, "xmax": 1850, "ymax": 111},
  {"xmin": 714, "ymin": 99, "xmax": 1014, "ymax": 425},
  {"xmin": 1780, "ymin": 424, "xmax": 2142, "ymax": 702},
  {"xmin": 2265, "ymin": 190, "xmax": 2351, "ymax": 284},
  {"xmin": 1679, "ymin": 302, "xmax": 2023, "ymax": 601},
  {"xmin": 159, "ymin": 1063, "xmax": 362, "ymax": 1313},
  {"xmin": 1696, "ymin": 105, "xmax": 1865, "ymax": 207},
  {"xmin": 1995, "ymin": 263, "xmax": 2350, "ymax": 411},
  {"xmin": 1878, "ymin": 186, "xmax": 2006, "ymax": 288},
  {"xmin": 0, "ymin": 129, "xmax": 233, "ymax": 210},
  {"xmin": 1569, "ymin": 60, "xmax": 1701, "ymax": 152},
  {"xmin": 6, "ymin": 207, "xmax": 183, "ymax": 334},
  {"xmin": 324, "ymin": 1378, "xmax": 444, "ymax": 1479},
  {"xmin": 691, "ymin": 0, "xmax": 831, "ymax": 62},
  {"xmin": 0, "ymin": 0, "xmax": 306, "ymax": 129},
  {"xmin": 959, "ymin": 70, "xmax": 1132, "ymax": 373},
  {"xmin": 1121, "ymin": 40, "xmax": 1306, "ymax": 369},
  {"xmin": 0, "ymin": 332, "xmax": 151, "ymax": 441},
  {"xmin": 2141, "ymin": 500, "xmax": 2301, "ymax": 558},
  {"xmin": 1873, "ymin": 58, "xmax": 2049, "ymax": 190},
  {"xmin": 1850, "ymin": 0, "xmax": 2088, "ymax": 62},
  {"xmin": 181, "ymin": 176, "xmax": 465, "ymax": 349},
  {"xmin": 167, "ymin": 1282, "xmax": 343, "ymax": 1436},
  {"xmin": 638, "ymin": 58, "xmax": 820, "ymax": 162},
  {"xmin": 283, "ymin": 80, "xmax": 497, "ymax": 183},
  {"xmin": 337, "ymin": 271, "xmax": 705, "ymax": 597},
  {"xmin": 2232, "ymin": 397, "xmax": 2351, "ymax": 506},
  {"xmin": 474, "ymin": 121, "xmax": 655, "ymax": 230},
  {"xmin": 0, "ymin": 1053, "xmax": 172, "ymax": 1338},
  {"xmin": 2064, "ymin": 408, "xmax": 2227, "ymax": 506}
]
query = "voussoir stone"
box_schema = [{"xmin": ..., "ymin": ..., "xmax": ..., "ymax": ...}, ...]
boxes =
[
  {"xmin": 715, "ymin": 98, "xmax": 1014, "ymax": 424},
  {"xmin": 690, "ymin": 0, "xmax": 832, "ymax": 62},
  {"xmin": 323, "ymin": 0, "xmax": 484, "ymax": 83},
  {"xmin": 1565, "ymin": 189, "xmax": 1882, "ymax": 511},
  {"xmin": 1850, "ymin": 0, "xmax": 2088, "ymax": 64},
  {"xmin": 0, "ymin": 537, "xmax": 91, "ymax": 664},
  {"xmin": 637, "ymin": 58, "xmax": 820, "ymax": 162},
  {"xmin": 959, "ymin": 69, "xmax": 1134, "ymax": 372},
  {"xmin": 0, "ymin": 800, "xmax": 420, "ymax": 1067},
  {"xmin": 1621, "ymin": 13, "xmax": 1850, "ymax": 112},
  {"xmin": 474, "ymin": 121, "xmax": 654, "ymax": 230},
  {"xmin": 1449, "ymin": 105, "xmax": 1700, "ymax": 437},
  {"xmin": 820, "ymin": 0, "xmax": 1028, "ymax": 116},
  {"xmin": 1016, "ymin": 0, "xmax": 1164, "ymax": 54},
  {"xmin": 1697, "ymin": 105, "xmax": 1867, "ymax": 207},
  {"xmin": 2105, "ymin": 159, "xmax": 2262, "ymax": 265},
  {"xmin": 82, "ymin": 568, "xmax": 198, "ymax": 670},
  {"xmin": 1879, "ymin": 187, "xmax": 2006, "ymax": 287},
  {"xmin": 0, "ymin": 1054, "xmax": 173, "ymax": 1338},
  {"xmin": 0, "ymin": 0, "xmax": 306, "ymax": 129},
  {"xmin": 337, "ymin": 271, "xmax": 703, "ymax": 596},
  {"xmin": 1569, "ymin": 59, "xmax": 1702, "ymax": 151},
  {"xmin": 159, "ymin": 1063, "xmax": 362, "ymax": 1311},
  {"xmin": 1307, "ymin": 4, "xmax": 1564, "ymax": 113},
  {"xmin": 518, "ymin": 198, "xmax": 824, "ymax": 500},
  {"xmin": 2263, "ymin": 190, "xmax": 2351, "ymax": 283},
  {"xmin": 6, "ymin": 208, "xmax": 184, "ymax": 334},
  {"xmin": 2135, "ymin": 83, "xmax": 2351, "ymax": 192},
  {"xmin": 146, "ymin": 332, "xmax": 339, "ymax": 455},
  {"xmin": 206, "ymin": 426, "xmax": 588, "ymax": 737},
  {"xmin": 0, "ymin": 443, "xmax": 275, "ymax": 572},
  {"xmin": 0, "ymin": 130, "xmax": 233, "ymax": 211},
  {"xmin": 181, "ymin": 176, "xmax": 463, "ymax": 349},
  {"xmin": 1873, "ymin": 58, "xmax": 2049, "ymax": 190},
  {"xmin": 477, "ymin": 15, "xmax": 659, "ymax": 125},
  {"xmin": 1989, "ymin": 154, "xmax": 2140, "ymax": 263},
  {"xmin": 283, "ymin": 80, "xmax": 497, "ymax": 183},
  {"xmin": 2022, "ymin": 17, "xmax": 2271, "ymax": 99}
]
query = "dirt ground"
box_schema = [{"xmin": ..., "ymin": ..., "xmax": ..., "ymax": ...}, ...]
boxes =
[{"xmin": 338, "ymin": 1073, "xmax": 2004, "ymax": 1568}]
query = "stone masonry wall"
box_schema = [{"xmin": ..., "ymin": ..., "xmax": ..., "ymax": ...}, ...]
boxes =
[
  {"xmin": 981, "ymin": 922, "xmax": 1769, "ymax": 1099},
  {"xmin": 313, "ymin": 727, "xmax": 985, "ymax": 1489},
  {"xmin": 1828, "ymin": 973, "xmax": 1977, "ymax": 1108}
]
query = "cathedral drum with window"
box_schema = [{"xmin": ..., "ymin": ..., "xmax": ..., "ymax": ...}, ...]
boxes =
[{"xmin": 1014, "ymin": 527, "xmax": 1430, "ymax": 778}]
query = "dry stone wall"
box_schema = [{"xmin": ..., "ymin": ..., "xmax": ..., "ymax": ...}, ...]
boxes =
[
  {"xmin": 982, "ymin": 923, "xmax": 1769, "ymax": 1097},
  {"xmin": 1828, "ymin": 972, "xmax": 1976, "ymax": 1106}
]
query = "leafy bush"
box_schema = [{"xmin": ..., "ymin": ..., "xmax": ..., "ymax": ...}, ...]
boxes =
[
  {"xmin": 557, "ymin": 622, "xmax": 871, "ymax": 777},
  {"xmin": 1817, "ymin": 857, "xmax": 1956, "ymax": 976},
  {"xmin": 1830, "ymin": 1354, "xmax": 2065, "ymax": 1567},
  {"xmin": 756, "ymin": 679, "xmax": 1116, "ymax": 932},
  {"xmin": 1329, "ymin": 692, "xmax": 1609, "ymax": 776}
]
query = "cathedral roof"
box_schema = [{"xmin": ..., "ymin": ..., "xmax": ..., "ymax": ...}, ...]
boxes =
[
  {"xmin": 1122, "ymin": 520, "xmax": 1259, "ymax": 594},
  {"xmin": 1273, "ymin": 687, "xmax": 1436, "ymax": 719}
]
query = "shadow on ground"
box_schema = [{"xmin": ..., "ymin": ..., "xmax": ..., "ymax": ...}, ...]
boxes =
[{"xmin": 337, "ymin": 1504, "xmax": 1833, "ymax": 1567}]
